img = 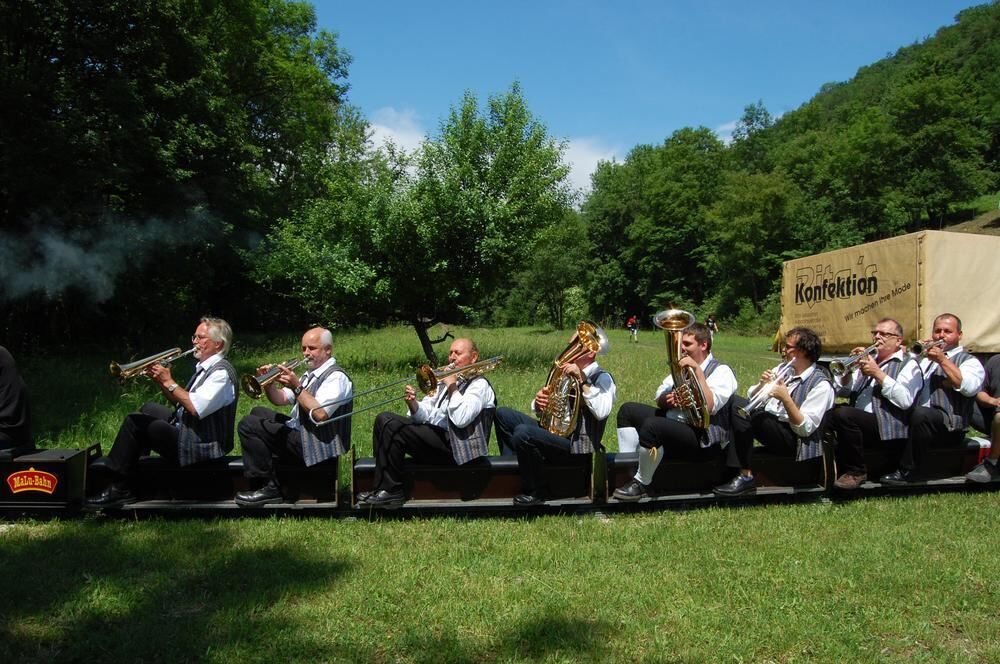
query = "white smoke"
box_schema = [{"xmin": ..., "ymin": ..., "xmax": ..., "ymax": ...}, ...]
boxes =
[{"xmin": 0, "ymin": 211, "xmax": 219, "ymax": 302}]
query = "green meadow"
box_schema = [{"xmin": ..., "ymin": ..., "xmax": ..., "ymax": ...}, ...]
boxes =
[{"xmin": 4, "ymin": 327, "xmax": 999, "ymax": 662}]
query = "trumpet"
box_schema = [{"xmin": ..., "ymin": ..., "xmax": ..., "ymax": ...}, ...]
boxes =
[
  {"xmin": 736, "ymin": 361, "xmax": 795, "ymax": 419},
  {"xmin": 241, "ymin": 358, "xmax": 306, "ymax": 399},
  {"xmin": 909, "ymin": 339, "xmax": 947, "ymax": 357},
  {"xmin": 307, "ymin": 356, "xmax": 504, "ymax": 427},
  {"xmin": 109, "ymin": 347, "xmax": 195, "ymax": 384},
  {"xmin": 829, "ymin": 343, "xmax": 880, "ymax": 378}
]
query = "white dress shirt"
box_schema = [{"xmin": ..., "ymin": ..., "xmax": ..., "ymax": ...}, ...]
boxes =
[
  {"xmin": 844, "ymin": 349, "xmax": 922, "ymax": 413},
  {"xmin": 760, "ymin": 363, "xmax": 834, "ymax": 438},
  {"xmin": 917, "ymin": 345, "xmax": 986, "ymax": 406},
  {"xmin": 186, "ymin": 352, "xmax": 236, "ymax": 420},
  {"xmin": 279, "ymin": 357, "xmax": 353, "ymax": 429},
  {"xmin": 412, "ymin": 376, "xmax": 496, "ymax": 429}
]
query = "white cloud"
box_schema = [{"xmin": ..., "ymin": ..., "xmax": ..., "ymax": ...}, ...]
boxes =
[
  {"xmin": 368, "ymin": 107, "xmax": 426, "ymax": 154},
  {"xmin": 563, "ymin": 137, "xmax": 621, "ymax": 196},
  {"xmin": 714, "ymin": 120, "xmax": 739, "ymax": 145}
]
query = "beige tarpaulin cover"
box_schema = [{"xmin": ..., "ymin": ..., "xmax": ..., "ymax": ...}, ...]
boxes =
[{"xmin": 779, "ymin": 230, "xmax": 1000, "ymax": 354}]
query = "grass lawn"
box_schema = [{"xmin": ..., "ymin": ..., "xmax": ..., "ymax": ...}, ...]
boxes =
[{"xmin": 4, "ymin": 327, "xmax": 999, "ymax": 662}]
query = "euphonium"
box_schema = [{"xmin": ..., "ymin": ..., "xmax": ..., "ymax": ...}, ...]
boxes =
[
  {"xmin": 109, "ymin": 347, "xmax": 195, "ymax": 384},
  {"xmin": 909, "ymin": 339, "xmax": 946, "ymax": 357},
  {"xmin": 653, "ymin": 309, "xmax": 710, "ymax": 429},
  {"xmin": 308, "ymin": 356, "xmax": 504, "ymax": 427},
  {"xmin": 538, "ymin": 320, "xmax": 610, "ymax": 436},
  {"xmin": 241, "ymin": 358, "xmax": 306, "ymax": 399},
  {"xmin": 829, "ymin": 343, "xmax": 880, "ymax": 378}
]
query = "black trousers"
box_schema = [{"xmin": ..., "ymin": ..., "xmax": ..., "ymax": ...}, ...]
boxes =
[
  {"xmin": 237, "ymin": 406, "xmax": 306, "ymax": 482},
  {"xmin": 730, "ymin": 396, "xmax": 798, "ymax": 469},
  {"xmin": 495, "ymin": 407, "xmax": 579, "ymax": 497},
  {"xmin": 898, "ymin": 407, "xmax": 966, "ymax": 471},
  {"xmin": 828, "ymin": 405, "xmax": 904, "ymax": 474},
  {"xmin": 371, "ymin": 412, "xmax": 453, "ymax": 493},
  {"xmin": 619, "ymin": 401, "xmax": 741, "ymax": 471},
  {"xmin": 105, "ymin": 403, "xmax": 180, "ymax": 479},
  {"xmin": 972, "ymin": 403, "xmax": 998, "ymax": 437}
]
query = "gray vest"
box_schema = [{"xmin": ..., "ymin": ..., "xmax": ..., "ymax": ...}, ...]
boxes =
[
  {"xmin": 446, "ymin": 376, "xmax": 496, "ymax": 465},
  {"xmin": 569, "ymin": 368, "xmax": 613, "ymax": 454},
  {"xmin": 299, "ymin": 364, "xmax": 353, "ymax": 467},
  {"xmin": 699, "ymin": 360, "xmax": 730, "ymax": 448},
  {"xmin": 927, "ymin": 350, "xmax": 977, "ymax": 432},
  {"xmin": 176, "ymin": 360, "xmax": 239, "ymax": 467},
  {"xmin": 850, "ymin": 355, "xmax": 917, "ymax": 441},
  {"xmin": 789, "ymin": 368, "xmax": 831, "ymax": 461}
]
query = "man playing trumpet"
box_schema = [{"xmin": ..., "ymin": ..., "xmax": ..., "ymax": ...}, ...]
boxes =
[
  {"xmin": 880, "ymin": 313, "xmax": 984, "ymax": 485},
  {"xmin": 235, "ymin": 327, "xmax": 353, "ymax": 507},
  {"xmin": 87, "ymin": 317, "xmax": 238, "ymax": 508},
  {"xmin": 714, "ymin": 327, "xmax": 834, "ymax": 496},
  {"xmin": 363, "ymin": 337, "xmax": 496, "ymax": 508},
  {"xmin": 828, "ymin": 319, "xmax": 922, "ymax": 489}
]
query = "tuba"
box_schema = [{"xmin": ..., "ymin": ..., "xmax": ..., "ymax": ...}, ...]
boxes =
[
  {"xmin": 653, "ymin": 309, "xmax": 710, "ymax": 429},
  {"xmin": 538, "ymin": 320, "xmax": 610, "ymax": 436}
]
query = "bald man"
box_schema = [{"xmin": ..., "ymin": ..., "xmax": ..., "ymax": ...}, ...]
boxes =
[{"xmin": 235, "ymin": 327, "xmax": 354, "ymax": 507}]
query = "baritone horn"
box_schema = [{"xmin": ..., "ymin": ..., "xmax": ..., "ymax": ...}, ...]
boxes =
[
  {"xmin": 653, "ymin": 309, "xmax": 710, "ymax": 429},
  {"xmin": 109, "ymin": 347, "xmax": 195, "ymax": 384},
  {"xmin": 308, "ymin": 356, "xmax": 504, "ymax": 427},
  {"xmin": 241, "ymin": 358, "xmax": 306, "ymax": 399},
  {"xmin": 538, "ymin": 320, "xmax": 610, "ymax": 436}
]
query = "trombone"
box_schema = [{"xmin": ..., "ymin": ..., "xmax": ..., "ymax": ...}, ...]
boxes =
[
  {"xmin": 307, "ymin": 356, "xmax": 504, "ymax": 427},
  {"xmin": 109, "ymin": 347, "xmax": 195, "ymax": 384},
  {"xmin": 909, "ymin": 339, "xmax": 946, "ymax": 357},
  {"xmin": 829, "ymin": 343, "xmax": 880, "ymax": 378},
  {"xmin": 241, "ymin": 358, "xmax": 306, "ymax": 399}
]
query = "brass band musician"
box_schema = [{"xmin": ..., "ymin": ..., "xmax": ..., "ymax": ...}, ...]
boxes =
[
  {"xmin": 234, "ymin": 327, "xmax": 353, "ymax": 507},
  {"xmin": 715, "ymin": 327, "xmax": 834, "ymax": 496},
  {"xmin": 880, "ymin": 313, "xmax": 985, "ymax": 485},
  {"xmin": 613, "ymin": 322, "xmax": 736, "ymax": 501},
  {"xmin": 87, "ymin": 317, "xmax": 238, "ymax": 508},
  {"xmin": 828, "ymin": 318, "xmax": 922, "ymax": 490},
  {"xmin": 494, "ymin": 328, "xmax": 615, "ymax": 506},
  {"xmin": 966, "ymin": 353, "xmax": 1000, "ymax": 482},
  {"xmin": 362, "ymin": 338, "xmax": 496, "ymax": 509}
]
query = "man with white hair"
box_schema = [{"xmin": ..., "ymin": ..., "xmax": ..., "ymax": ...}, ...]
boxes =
[
  {"xmin": 235, "ymin": 327, "xmax": 353, "ymax": 507},
  {"xmin": 87, "ymin": 317, "xmax": 239, "ymax": 508}
]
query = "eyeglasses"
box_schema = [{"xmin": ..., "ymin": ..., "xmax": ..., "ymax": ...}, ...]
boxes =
[
  {"xmin": 781, "ymin": 344, "xmax": 798, "ymax": 352},
  {"xmin": 870, "ymin": 330, "xmax": 900, "ymax": 338},
  {"xmin": 191, "ymin": 334, "xmax": 211, "ymax": 342}
]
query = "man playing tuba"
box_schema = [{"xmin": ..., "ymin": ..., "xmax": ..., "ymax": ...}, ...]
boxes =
[
  {"xmin": 613, "ymin": 321, "xmax": 736, "ymax": 501},
  {"xmin": 494, "ymin": 324, "xmax": 615, "ymax": 506}
]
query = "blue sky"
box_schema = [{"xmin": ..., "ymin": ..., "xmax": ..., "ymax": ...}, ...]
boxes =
[{"xmin": 313, "ymin": 1, "xmax": 984, "ymax": 193}]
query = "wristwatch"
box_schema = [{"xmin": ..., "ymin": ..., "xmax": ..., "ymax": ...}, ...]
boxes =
[
  {"xmin": 292, "ymin": 385, "xmax": 303, "ymax": 397},
  {"xmin": 167, "ymin": 383, "xmax": 179, "ymax": 393}
]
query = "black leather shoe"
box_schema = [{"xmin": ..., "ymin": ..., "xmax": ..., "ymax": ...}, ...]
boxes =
[
  {"xmin": 612, "ymin": 480, "xmax": 648, "ymax": 502},
  {"xmin": 366, "ymin": 489, "xmax": 405, "ymax": 508},
  {"xmin": 713, "ymin": 474, "xmax": 756, "ymax": 497},
  {"xmin": 356, "ymin": 490, "xmax": 376, "ymax": 503},
  {"xmin": 85, "ymin": 483, "xmax": 137, "ymax": 509},
  {"xmin": 879, "ymin": 469, "xmax": 921, "ymax": 486},
  {"xmin": 513, "ymin": 494, "xmax": 546, "ymax": 507},
  {"xmin": 234, "ymin": 481, "xmax": 283, "ymax": 507}
]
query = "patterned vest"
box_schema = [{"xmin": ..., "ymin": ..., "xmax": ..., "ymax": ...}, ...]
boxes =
[
  {"xmin": 850, "ymin": 355, "xmax": 917, "ymax": 441},
  {"xmin": 446, "ymin": 376, "xmax": 496, "ymax": 465},
  {"xmin": 299, "ymin": 364, "xmax": 353, "ymax": 467},
  {"xmin": 176, "ymin": 360, "xmax": 239, "ymax": 467},
  {"xmin": 789, "ymin": 368, "xmax": 832, "ymax": 461},
  {"xmin": 569, "ymin": 368, "xmax": 613, "ymax": 454},
  {"xmin": 927, "ymin": 350, "xmax": 977, "ymax": 432},
  {"xmin": 698, "ymin": 360, "xmax": 730, "ymax": 448}
]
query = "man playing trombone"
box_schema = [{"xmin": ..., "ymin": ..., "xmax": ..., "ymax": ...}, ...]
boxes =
[
  {"xmin": 363, "ymin": 338, "xmax": 496, "ymax": 509},
  {"xmin": 234, "ymin": 327, "xmax": 353, "ymax": 507},
  {"xmin": 828, "ymin": 318, "xmax": 922, "ymax": 490},
  {"xmin": 87, "ymin": 317, "xmax": 238, "ymax": 508},
  {"xmin": 714, "ymin": 327, "xmax": 834, "ymax": 496},
  {"xmin": 880, "ymin": 313, "xmax": 984, "ymax": 485}
]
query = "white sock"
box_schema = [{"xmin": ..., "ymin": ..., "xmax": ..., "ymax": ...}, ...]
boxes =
[
  {"xmin": 635, "ymin": 446, "xmax": 663, "ymax": 485},
  {"xmin": 617, "ymin": 427, "xmax": 639, "ymax": 453}
]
